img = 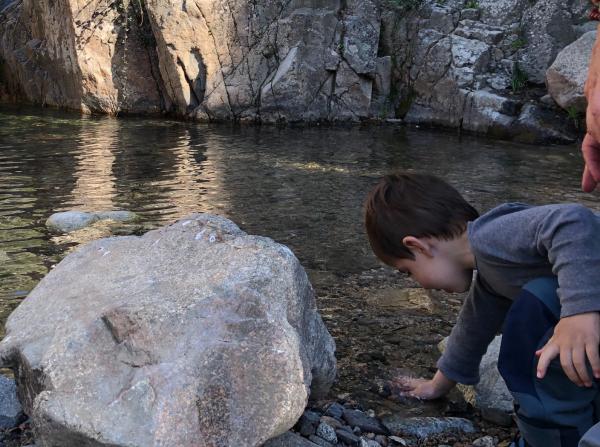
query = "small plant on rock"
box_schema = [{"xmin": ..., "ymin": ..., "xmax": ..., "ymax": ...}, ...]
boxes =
[
  {"xmin": 511, "ymin": 62, "xmax": 528, "ymax": 93},
  {"xmin": 567, "ymin": 106, "xmax": 584, "ymax": 130},
  {"xmin": 465, "ymin": 0, "xmax": 479, "ymax": 8},
  {"xmin": 511, "ymin": 38, "xmax": 527, "ymax": 50}
]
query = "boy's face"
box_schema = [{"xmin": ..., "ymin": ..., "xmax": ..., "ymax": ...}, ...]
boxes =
[{"xmin": 391, "ymin": 248, "xmax": 473, "ymax": 293}]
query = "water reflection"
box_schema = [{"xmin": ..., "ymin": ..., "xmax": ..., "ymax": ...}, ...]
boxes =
[{"xmin": 0, "ymin": 104, "xmax": 597, "ymax": 320}]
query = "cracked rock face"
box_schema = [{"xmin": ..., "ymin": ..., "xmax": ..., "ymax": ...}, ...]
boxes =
[{"xmin": 0, "ymin": 214, "xmax": 336, "ymax": 447}]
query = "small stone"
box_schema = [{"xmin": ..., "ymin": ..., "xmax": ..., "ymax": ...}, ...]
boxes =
[
  {"xmin": 381, "ymin": 416, "xmax": 476, "ymax": 439},
  {"xmin": 297, "ymin": 411, "xmax": 321, "ymax": 437},
  {"xmin": 320, "ymin": 416, "xmax": 344, "ymax": 429},
  {"xmin": 0, "ymin": 375, "xmax": 23, "ymax": 429},
  {"xmin": 360, "ymin": 439, "xmax": 381, "ymax": 447},
  {"xmin": 265, "ymin": 431, "xmax": 321, "ymax": 446},
  {"xmin": 473, "ymin": 436, "xmax": 497, "ymax": 447},
  {"xmin": 388, "ymin": 436, "xmax": 407, "ymax": 446},
  {"xmin": 336, "ymin": 428, "xmax": 360, "ymax": 446},
  {"xmin": 325, "ymin": 402, "xmax": 345, "ymax": 419},
  {"xmin": 343, "ymin": 409, "xmax": 389, "ymax": 435},
  {"xmin": 309, "ymin": 434, "xmax": 335, "ymax": 447},
  {"xmin": 353, "ymin": 426, "xmax": 362, "ymax": 435},
  {"xmin": 316, "ymin": 422, "xmax": 338, "ymax": 444},
  {"xmin": 375, "ymin": 435, "xmax": 388, "ymax": 446}
]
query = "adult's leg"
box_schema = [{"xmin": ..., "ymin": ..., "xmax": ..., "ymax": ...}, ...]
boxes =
[{"xmin": 498, "ymin": 277, "xmax": 600, "ymax": 447}]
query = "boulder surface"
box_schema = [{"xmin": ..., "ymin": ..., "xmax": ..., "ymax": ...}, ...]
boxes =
[{"xmin": 0, "ymin": 213, "xmax": 336, "ymax": 446}]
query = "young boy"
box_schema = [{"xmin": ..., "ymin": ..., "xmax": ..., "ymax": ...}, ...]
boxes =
[{"xmin": 364, "ymin": 173, "xmax": 600, "ymax": 447}]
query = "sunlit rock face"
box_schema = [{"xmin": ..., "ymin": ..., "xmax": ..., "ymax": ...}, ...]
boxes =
[
  {"xmin": 0, "ymin": 0, "xmax": 590, "ymax": 136},
  {"xmin": 0, "ymin": 0, "xmax": 166, "ymax": 114},
  {"xmin": 0, "ymin": 214, "xmax": 336, "ymax": 446}
]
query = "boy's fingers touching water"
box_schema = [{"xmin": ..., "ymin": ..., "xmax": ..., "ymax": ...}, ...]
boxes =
[
  {"xmin": 389, "ymin": 371, "xmax": 455, "ymax": 400},
  {"xmin": 535, "ymin": 312, "xmax": 600, "ymax": 387}
]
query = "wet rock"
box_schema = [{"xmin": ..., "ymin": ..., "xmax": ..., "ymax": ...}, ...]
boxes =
[
  {"xmin": 514, "ymin": 103, "xmax": 578, "ymax": 145},
  {"xmin": 546, "ymin": 31, "xmax": 596, "ymax": 114},
  {"xmin": 336, "ymin": 428, "xmax": 360, "ymax": 446},
  {"xmin": 316, "ymin": 422, "xmax": 338, "ymax": 443},
  {"xmin": 46, "ymin": 210, "xmax": 138, "ymax": 233},
  {"xmin": 360, "ymin": 438, "xmax": 381, "ymax": 447},
  {"xmin": 320, "ymin": 416, "xmax": 344, "ymax": 430},
  {"xmin": 265, "ymin": 431, "xmax": 321, "ymax": 447},
  {"xmin": 473, "ymin": 435, "xmax": 497, "ymax": 447},
  {"xmin": 45, "ymin": 211, "xmax": 99, "ymax": 233},
  {"xmin": 325, "ymin": 402, "xmax": 345, "ymax": 419},
  {"xmin": 0, "ymin": 375, "xmax": 23, "ymax": 429},
  {"xmin": 0, "ymin": 214, "xmax": 336, "ymax": 446},
  {"xmin": 462, "ymin": 90, "xmax": 520, "ymax": 138},
  {"xmin": 309, "ymin": 434, "xmax": 336, "ymax": 447},
  {"xmin": 343, "ymin": 409, "xmax": 389, "ymax": 436},
  {"xmin": 381, "ymin": 416, "xmax": 476, "ymax": 439},
  {"xmin": 297, "ymin": 411, "xmax": 322, "ymax": 437},
  {"xmin": 375, "ymin": 435, "xmax": 388, "ymax": 446},
  {"xmin": 439, "ymin": 336, "xmax": 513, "ymax": 426}
]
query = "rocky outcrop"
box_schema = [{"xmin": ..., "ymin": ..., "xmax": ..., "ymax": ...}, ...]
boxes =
[
  {"xmin": 0, "ymin": 213, "xmax": 336, "ymax": 446},
  {"xmin": 0, "ymin": 0, "xmax": 591, "ymax": 141},
  {"xmin": 546, "ymin": 31, "xmax": 596, "ymax": 113}
]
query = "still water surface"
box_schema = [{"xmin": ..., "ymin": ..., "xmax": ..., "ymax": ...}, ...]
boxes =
[{"xmin": 0, "ymin": 104, "xmax": 598, "ymax": 330}]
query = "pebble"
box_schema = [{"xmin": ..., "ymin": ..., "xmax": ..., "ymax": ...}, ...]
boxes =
[
  {"xmin": 343, "ymin": 409, "xmax": 389, "ymax": 435},
  {"xmin": 320, "ymin": 415, "xmax": 344, "ymax": 429},
  {"xmin": 381, "ymin": 416, "xmax": 476, "ymax": 439},
  {"xmin": 360, "ymin": 438, "xmax": 381, "ymax": 447},
  {"xmin": 296, "ymin": 411, "xmax": 321, "ymax": 437},
  {"xmin": 325, "ymin": 402, "xmax": 345, "ymax": 419},
  {"xmin": 336, "ymin": 428, "xmax": 360, "ymax": 446},
  {"xmin": 473, "ymin": 436, "xmax": 497, "ymax": 447},
  {"xmin": 375, "ymin": 435, "xmax": 388, "ymax": 446},
  {"xmin": 316, "ymin": 422, "xmax": 338, "ymax": 444},
  {"xmin": 309, "ymin": 434, "xmax": 335, "ymax": 447}
]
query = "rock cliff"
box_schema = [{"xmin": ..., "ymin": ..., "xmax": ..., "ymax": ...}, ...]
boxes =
[{"xmin": 0, "ymin": 0, "xmax": 593, "ymax": 141}]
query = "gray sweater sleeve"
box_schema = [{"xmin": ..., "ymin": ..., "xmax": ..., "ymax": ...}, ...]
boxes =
[
  {"xmin": 437, "ymin": 274, "xmax": 512, "ymax": 384},
  {"xmin": 472, "ymin": 204, "xmax": 600, "ymax": 318}
]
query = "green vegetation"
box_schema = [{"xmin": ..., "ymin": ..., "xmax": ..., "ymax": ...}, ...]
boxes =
[
  {"xmin": 566, "ymin": 105, "xmax": 584, "ymax": 130},
  {"xmin": 511, "ymin": 38, "xmax": 527, "ymax": 50},
  {"xmin": 464, "ymin": 0, "xmax": 479, "ymax": 8},
  {"xmin": 511, "ymin": 62, "xmax": 528, "ymax": 93}
]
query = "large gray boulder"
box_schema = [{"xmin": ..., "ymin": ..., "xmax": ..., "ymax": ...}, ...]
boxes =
[
  {"xmin": 0, "ymin": 214, "xmax": 336, "ymax": 446},
  {"xmin": 546, "ymin": 31, "xmax": 597, "ymax": 113}
]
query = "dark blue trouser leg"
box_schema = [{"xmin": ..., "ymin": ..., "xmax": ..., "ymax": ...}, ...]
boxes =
[{"xmin": 498, "ymin": 277, "xmax": 600, "ymax": 447}]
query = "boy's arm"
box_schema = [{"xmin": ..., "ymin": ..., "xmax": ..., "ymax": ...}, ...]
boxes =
[
  {"xmin": 397, "ymin": 274, "xmax": 512, "ymax": 400},
  {"xmin": 437, "ymin": 273, "xmax": 512, "ymax": 385}
]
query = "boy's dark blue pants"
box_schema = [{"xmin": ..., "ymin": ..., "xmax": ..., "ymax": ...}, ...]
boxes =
[{"xmin": 498, "ymin": 277, "xmax": 600, "ymax": 447}]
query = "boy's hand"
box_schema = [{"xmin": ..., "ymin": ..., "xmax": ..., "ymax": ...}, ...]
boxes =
[
  {"xmin": 389, "ymin": 370, "xmax": 456, "ymax": 400},
  {"xmin": 536, "ymin": 312, "xmax": 600, "ymax": 387}
]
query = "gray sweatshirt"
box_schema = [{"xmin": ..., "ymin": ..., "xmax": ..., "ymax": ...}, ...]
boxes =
[{"xmin": 437, "ymin": 203, "xmax": 600, "ymax": 385}]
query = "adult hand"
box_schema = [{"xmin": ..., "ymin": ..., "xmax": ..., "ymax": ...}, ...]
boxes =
[{"xmin": 536, "ymin": 312, "xmax": 600, "ymax": 387}]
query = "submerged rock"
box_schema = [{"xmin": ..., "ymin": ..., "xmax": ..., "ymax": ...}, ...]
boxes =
[
  {"xmin": 265, "ymin": 431, "xmax": 321, "ymax": 447},
  {"xmin": 381, "ymin": 416, "xmax": 476, "ymax": 439},
  {"xmin": 46, "ymin": 210, "xmax": 139, "ymax": 233},
  {"xmin": 0, "ymin": 214, "xmax": 336, "ymax": 446}
]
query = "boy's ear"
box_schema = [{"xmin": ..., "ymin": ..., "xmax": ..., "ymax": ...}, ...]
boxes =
[{"xmin": 402, "ymin": 236, "xmax": 433, "ymax": 257}]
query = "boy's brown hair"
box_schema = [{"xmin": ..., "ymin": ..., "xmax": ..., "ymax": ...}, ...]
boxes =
[{"xmin": 364, "ymin": 173, "xmax": 479, "ymax": 262}]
